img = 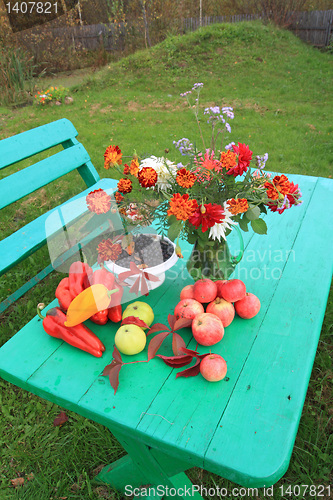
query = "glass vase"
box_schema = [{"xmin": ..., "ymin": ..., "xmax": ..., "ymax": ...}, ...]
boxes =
[{"xmin": 186, "ymin": 226, "xmax": 244, "ymax": 281}]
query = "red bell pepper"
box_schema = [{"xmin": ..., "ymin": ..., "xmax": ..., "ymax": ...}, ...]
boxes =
[
  {"xmin": 89, "ymin": 268, "xmax": 119, "ymax": 324},
  {"xmin": 90, "ymin": 268, "xmax": 115, "ymax": 291},
  {"xmin": 68, "ymin": 261, "xmax": 93, "ymax": 297},
  {"xmin": 110, "ymin": 277, "xmax": 123, "ymax": 306},
  {"xmin": 90, "ymin": 309, "xmax": 109, "ymax": 325},
  {"xmin": 55, "ymin": 277, "xmax": 76, "ymax": 312},
  {"xmin": 107, "ymin": 277, "xmax": 123, "ymax": 322},
  {"xmin": 37, "ymin": 304, "xmax": 105, "ymax": 357},
  {"xmin": 108, "ymin": 305, "xmax": 122, "ymax": 323}
]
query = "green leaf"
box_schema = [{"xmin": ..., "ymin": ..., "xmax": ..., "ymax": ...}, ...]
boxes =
[
  {"xmin": 238, "ymin": 217, "xmax": 249, "ymax": 232},
  {"xmin": 187, "ymin": 232, "xmax": 197, "ymax": 244},
  {"xmin": 245, "ymin": 206, "xmax": 261, "ymax": 220},
  {"xmin": 167, "ymin": 215, "xmax": 177, "ymax": 226},
  {"xmin": 167, "ymin": 220, "xmax": 182, "ymax": 242},
  {"xmin": 259, "ymin": 203, "xmax": 267, "ymax": 215},
  {"xmin": 198, "ymin": 230, "xmax": 209, "ymax": 244},
  {"xmin": 251, "ymin": 218, "xmax": 268, "ymax": 235}
]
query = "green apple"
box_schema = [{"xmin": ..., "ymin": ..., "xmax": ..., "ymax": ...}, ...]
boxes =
[
  {"xmin": 122, "ymin": 301, "xmax": 154, "ymax": 329},
  {"xmin": 114, "ymin": 324, "xmax": 146, "ymax": 355}
]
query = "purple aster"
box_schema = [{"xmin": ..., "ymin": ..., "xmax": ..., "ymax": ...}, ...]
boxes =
[
  {"xmin": 256, "ymin": 153, "xmax": 269, "ymax": 169},
  {"xmin": 225, "ymin": 142, "xmax": 236, "ymax": 150}
]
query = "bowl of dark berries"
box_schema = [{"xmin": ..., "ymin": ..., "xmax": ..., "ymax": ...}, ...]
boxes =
[{"xmin": 105, "ymin": 233, "xmax": 178, "ymax": 291}]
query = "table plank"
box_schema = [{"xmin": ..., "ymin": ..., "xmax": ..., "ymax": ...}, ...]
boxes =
[
  {"xmin": 0, "ymin": 173, "xmax": 331, "ymax": 489},
  {"xmin": 204, "ymin": 176, "xmax": 333, "ymax": 487},
  {"xmin": 134, "ymin": 175, "xmax": 327, "ymax": 476}
]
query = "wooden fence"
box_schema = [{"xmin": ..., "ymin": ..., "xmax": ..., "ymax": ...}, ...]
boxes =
[
  {"xmin": 13, "ymin": 9, "xmax": 333, "ymax": 58},
  {"xmin": 183, "ymin": 10, "xmax": 333, "ymax": 47},
  {"xmin": 13, "ymin": 21, "xmax": 127, "ymax": 57},
  {"xmin": 290, "ymin": 10, "xmax": 333, "ymax": 46}
]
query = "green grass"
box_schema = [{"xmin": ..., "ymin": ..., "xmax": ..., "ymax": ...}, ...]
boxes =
[{"xmin": 0, "ymin": 21, "xmax": 332, "ymax": 499}]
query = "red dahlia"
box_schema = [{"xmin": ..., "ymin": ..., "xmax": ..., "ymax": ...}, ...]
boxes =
[
  {"xmin": 227, "ymin": 143, "xmax": 253, "ymax": 177},
  {"xmin": 188, "ymin": 203, "xmax": 225, "ymax": 232}
]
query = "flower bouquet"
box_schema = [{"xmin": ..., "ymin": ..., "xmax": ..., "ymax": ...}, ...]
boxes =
[{"xmin": 87, "ymin": 83, "xmax": 302, "ymax": 283}]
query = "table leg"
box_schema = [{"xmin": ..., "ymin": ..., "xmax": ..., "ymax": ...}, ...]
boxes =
[{"xmin": 94, "ymin": 427, "xmax": 203, "ymax": 499}]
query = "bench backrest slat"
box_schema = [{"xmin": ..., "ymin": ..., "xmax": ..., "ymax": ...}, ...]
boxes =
[
  {"xmin": 0, "ymin": 118, "xmax": 109, "ymax": 311},
  {"xmin": 0, "ymin": 144, "xmax": 91, "ymax": 210},
  {"xmin": 0, "ymin": 118, "xmax": 79, "ymax": 169}
]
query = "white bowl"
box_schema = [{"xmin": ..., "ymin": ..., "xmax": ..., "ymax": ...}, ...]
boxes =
[{"xmin": 105, "ymin": 235, "xmax": 178, "ymax": 291}]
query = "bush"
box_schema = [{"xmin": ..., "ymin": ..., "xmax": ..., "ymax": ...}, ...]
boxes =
[{"xmin": 0, "ymin": 42, "xmax": 35, "ymax": 105}]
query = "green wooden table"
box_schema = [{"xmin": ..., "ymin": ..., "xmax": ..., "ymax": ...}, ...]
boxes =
[{"xmin": 0, "ymin": 173, "xmax": 332, "ymax": 496}]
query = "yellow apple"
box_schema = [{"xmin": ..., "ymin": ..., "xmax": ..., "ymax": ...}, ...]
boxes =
[
  {"xmin": 114, "ymin": 324, "xmax": 146, "ymax": 355},
  {"xmin": 122, "ymin": 301, "xmax": 154, "ymax": 329}
]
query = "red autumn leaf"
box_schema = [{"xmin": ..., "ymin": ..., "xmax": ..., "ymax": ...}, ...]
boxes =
[
  {"xmin": 179, "ymin": 346, "xmax": 206, "ymax": 359},
  {"xmin": 147, "ymin": 322, "xmax": 169, "ymax": 336},
  {"xmin": 157, "ymin": 353, "xmax": 193, "ymax": 367},
  {"xmin": 121, "ymin": 316, "xmax": 149, "ymax": 329},
  {"xmin": 11, "ymin": 477, "xmax": 24, "ymax": 487},
  {"xmin": 118, "ymin": 262, "xmax": 160, "ymax": 296},
  {"xmin": 112, "ymin": 345, "xmax": 123, "ymax": 365},
  {"xmin": 168, "ymin": 313, "xmax": 177, "ymax": 331},
  {"xmin": 140, "ymin": 274, "xmax": 149, "ymax": 296},
  {"xmin": 143, "ymin": 271, "xmax": 160, "ymax": 282},
  {"xmin": 102, "ymin": 346, "xmax": 124, "ymax": 394},
  {"xmin": 53, "ymin": 411, "xmax": 68, "ymax": 427},
  {"xmin": 107, "ymin": 363, "xmax": 122, "ymax": 395},
  {"xmin": 176, "ymin": 358, "xmax": 201, "ymax": 378},
  {"xmin": 172, "ymin": 332, "xmax": 186, "ymax": 356},
  {"xmin": 147, "ymin": 331, "xmax": 170, "ymax": 361},
  {"xmin": 118, "ymin": 261, "xmax": 139, "ymax": 281},
  {"xmin": 173, "ymin": 317, "xmax": 193, "ymax": 332},
  {"xmin": 129, "ymin": 275, "xmax": 141, "ymax": 295}
]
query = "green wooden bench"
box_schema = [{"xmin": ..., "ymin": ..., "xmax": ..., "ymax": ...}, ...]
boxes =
[
  {"xmin": 0, "ymin": 120, "xmax": 332, "ymax": 496},
  {"xmin": 0, "ymin": 118, "xmax": 117, "ymax": 312}
]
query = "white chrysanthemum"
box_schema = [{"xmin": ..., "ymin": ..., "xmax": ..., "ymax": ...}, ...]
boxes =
[
  {"xmin": 139, "ymin": 156, "xmax": 177, "ymax": 191},
  {"xmin": 209, "ymin": 202, "xmax": 237, "ymax": 241}
]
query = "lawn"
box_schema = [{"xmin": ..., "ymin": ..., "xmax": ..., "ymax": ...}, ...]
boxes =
[{"xmin": 0, "ymin": 21, "xmax": 332, "ymax": 499}]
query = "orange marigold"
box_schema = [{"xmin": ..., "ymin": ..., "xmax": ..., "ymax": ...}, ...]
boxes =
[
  {"xmin": 176, "ymin": 168, "xmax": 196, "ymax": 188},
  {"xmin": 97, "ymin": 239, "xmax": 122, "ymax": 262},
  {"xmin": 130, "ymin": 158, "xmax": 139, "ymax": 177},
  {"xmin": 115, "ymin": 191, "xmax": 124, "ymax": 203},
  {"xmin": 138, "ymin": 167, "xmax": 158, "ymax": 188},
  {"xmin": 273, "ymin": 174, "xmax": 291, "ymax": 195},
  {"xmin": 86, "ymin": 188, "xmax": 111, "ymax": 214},
  {"xmin": 167, "ymin": 193, "xmax": 198, "ymax": 221},
  {"xmin": 123, "ymin": 163, "xmax": 130, "ymax": 175},
  {"xmin": 104, "ymin": 145, "xmax": 122, "ymax": 169},
  {"xmin": 227, "ymin": 198, "xmax": 249, "ymax": 215},
  {"xmin": 265, "ymin": 174, "xmax": 291, "ymax": 200},
  {"xmin": 220, "ymin": 150, "xmax": 237, "ymax": 170},
  {"xmin": 117, "ymin": 178, "xmax": 132, "ymax": 194}
]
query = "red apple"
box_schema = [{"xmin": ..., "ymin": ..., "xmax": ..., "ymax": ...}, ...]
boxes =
[
  {"xmin": 200, "ymin": 354, "xmax": 227, "ymax": 382},
  {"xmin": 220, "ymin": 279, "xmax": 246, "ymax": 303},
  {"xmin": 215, "ymin": 279, "xmax": 228, "ymax": 298},
  {"xmin": 180, "ymin": 284, "xmax": 194, "ymax": 300},
  {"xmin": 191, "ymin": 313, "xmax": 224, "ymax": 346},
  {"xmin": 193, "ymin": 279, "xmax": 218, "ymax": 303},
  {"xmin": 206, "ymin": 297, "xmax": 235, "ymax": 327},
  {"xmin": 235, "ymin": 293, "xmax": 261, "ymax": 319},
  {"xmin": 174, "ymin": 298, "xmax": 204, "ymax": 321}
]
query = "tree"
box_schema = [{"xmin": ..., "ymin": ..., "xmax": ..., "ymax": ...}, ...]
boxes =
[
  {"xmin": 224, "ymin": 0, "xmax": 308, "ymax": 26},
  {"xmin": 139, "ymin": 0, "xmax": 151, "ymax": 47}
]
